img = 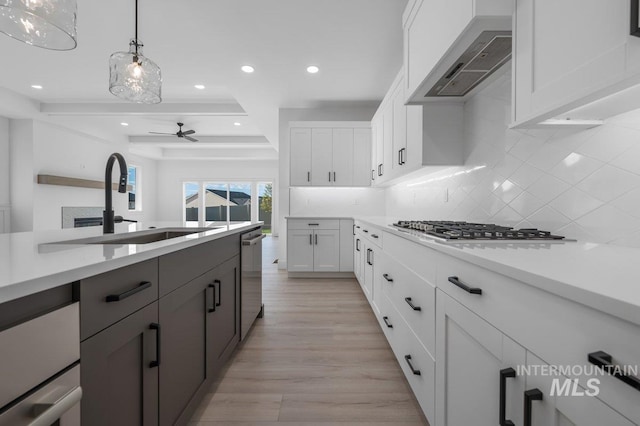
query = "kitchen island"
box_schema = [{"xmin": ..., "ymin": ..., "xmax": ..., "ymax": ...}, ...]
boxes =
[{"xmin": 0, "ymin": 221, "xmax": 262, "ymax": 426}]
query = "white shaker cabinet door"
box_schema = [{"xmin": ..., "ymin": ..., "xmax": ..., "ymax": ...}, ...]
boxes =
[
  {"xmin": 313, "ymin": 229, "xmax": 340, "ymax": 272},
  {"xmin": 331, "ymin": 128, "xmax": 354, "ymax": 187},
  {"xmin": 287, "ymin": 230, "xmax": 314, "ymax": 272},
  {"xmin": 290, "ymin": 128, "xmax": 312, "ymax": 186},
  {"xmin": 311, "ymin": 128, "xmax": 333, "ymax": 186},
  {"xmin": 435, "ymin": 290, "xmax": 526, "ymax": 426}
]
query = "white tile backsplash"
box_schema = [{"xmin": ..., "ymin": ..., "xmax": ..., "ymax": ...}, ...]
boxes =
[{"xmin": 385, "ymin": 72, "xmax": 640, "ymax": 248}]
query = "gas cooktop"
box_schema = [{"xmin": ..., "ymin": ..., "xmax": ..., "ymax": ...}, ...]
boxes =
[{"xmin": 392, "ymin": 220, "xmax": 567, "ymax": 241}]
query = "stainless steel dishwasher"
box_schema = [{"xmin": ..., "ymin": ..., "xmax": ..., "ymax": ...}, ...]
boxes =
[
  {"xmin": 0, "ymin": 284, "xmax": 81, "ymax": 426},
  {"xmin": 240, "ymin": 228, "xmax": 265, "ymax": 340}
]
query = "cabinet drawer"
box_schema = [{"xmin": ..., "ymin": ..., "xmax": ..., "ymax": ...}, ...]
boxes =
[
  {"xmin": 159, "ymin": 235, "xmax": 239, "ymax": 296},
  {"xmin": 384, "ymin": 232, "xmax": 438, "ymax": 284},
  {"xmin": 354, "ymin": 223, "xmax": 383, "ymax": 248},
  {"xmin": 381, "ymin": 298, "xmax": 435, "ymax": 422},
  {"xmin": 81, "ymin": 259, "xmax": 158, "ymax": 340},
  {"xmin": 287, "ymin": 219, "xmax": 340, "ymax": 230},
  {"xmin": 379, "ymin": 255, "xmax": 435, "ymax": 356},
  {"xmin": 437, "ymin": 255, "xmax": 640, "ymax": 424}
]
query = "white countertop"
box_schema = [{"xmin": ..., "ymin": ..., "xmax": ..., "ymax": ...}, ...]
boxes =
[
  {"xmin": 353, "ymin": 216, "xmax": 640, "ymax": 327},
  {"xmin": 285, "ymin": 216, "xmax": 352, "ymax": 220},
  {"xmin": 0, "ymin": 221, "xmax": 261, "ymax": 304}
]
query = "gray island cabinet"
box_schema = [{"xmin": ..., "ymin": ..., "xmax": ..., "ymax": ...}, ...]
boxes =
[{"xmin": 80, "ymin": 233, "xmax": 244, "ymax": 426}]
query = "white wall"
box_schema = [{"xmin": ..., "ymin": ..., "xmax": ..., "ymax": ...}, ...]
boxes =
[
  {"xmin": 11, "ymin": 120, "xmax": 158, "ymax": 232},
  {"xmin": 0, "ymin": 117, "xmax": 8, "ymax": 207},
  {"xmin": 278, "ymin": 104, "xmax": 379, "ymax": 266},
  {"xmin": 155, "ymin": 159, "xmax": 279, "ymax": 231},
  {"xmin": 386, "ymin": 72, "xmax": 640, "ymax": 247}
]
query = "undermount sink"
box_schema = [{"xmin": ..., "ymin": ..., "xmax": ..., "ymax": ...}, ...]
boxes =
[{"xmin": 51, "ymin": 227, "xmax": 217, "ymax": 245}]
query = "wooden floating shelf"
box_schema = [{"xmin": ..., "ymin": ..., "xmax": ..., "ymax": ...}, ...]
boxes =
[{"xmin": 37, "ymin": 174, "xmax": 133, "ymax": 191}]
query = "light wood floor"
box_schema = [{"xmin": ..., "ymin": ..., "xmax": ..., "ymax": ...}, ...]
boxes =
[{"xmin": 189, "ymin": 236, "xmax": 429, "ymax": 425}]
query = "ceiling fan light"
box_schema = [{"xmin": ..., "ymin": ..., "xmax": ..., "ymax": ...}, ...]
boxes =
[
  {"xmin": 109, "ymin": 38, "xmax": 162, "ymax": 104},
  {"xmin": 0, "ymin": 0, "xmax": 77, "ymax": 50}
]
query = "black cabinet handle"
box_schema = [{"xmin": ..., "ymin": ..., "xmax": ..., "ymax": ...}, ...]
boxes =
[
  {"xmin": 308, "ymin": 223, "xmax": 319, "ymax": 226},
  {"xmin": 208, "ymin": 283, "xmax": 216, "ymax": 313},
  {"xmin": 404, "ymin": 355, "xmax": 421, "ymax": 375},
  {"xmin": 315, "ymin": 234, "xmax": 318, "ymax": 245},
  {"xmin": 307, "ymin": 171, "xmax": 310, "ymax": 182},
  {"xmin": 524, "ymin": 388, "xmax": 543, "ymax": 426},
  {"xmin": 149, "ymin": 323, "xmax": 161, "ymax": 368},
  {"xmin": 214, "ymin": 279, "xmax": 221, "ymax": 306},
  {"xmin": 383, "ymin": 316, "xmax": 393, "ymax": 328},
  {"xmin": 380, "ymin": 164, "xmax": 384, "ymax": 176},
  {"xmin": 383, "ymin": 273, "xmax": 393, "ymax": 282},
  {"xmin": 106, "ymin": 281, "xmax": 151, "ymax": 302},
  {"xmin": 377, "ymin": 164, "xmax": 382, "ymax": 176},
  {"xmin": 398, "ymin": 149, "xmax": 402, "ymax": 165},
  {"xmin": 333, "ymin": 172, "xmax": 336, "ymax": 182},
  {"xmin": 405, "ymin": 297, "xmax": 421, "ymax": 311},
  {"xmin": 589, "ymin": 351, "xmax": 640, "ymax": 391},
  {"xmin": 309, "ymin": 234, "xmax": 312, "ymax": 245},
  {"xmin": 366, "ymin": 249, "xmax": 373, "ymax": 266},
  {"xmin": 356, "ymin": 239, "xmax": 360, "ymax": 251},
  {"xmin": 356, "ymin": 225, "xmax": 361, "ymax": 229},
  {"xmin": 363, "ymin": 229, "xmax": 369, "ymax": 233},
  {"xmin": 401, "ymin": 148, "xmax": 406, "ymax": 164},
  {"xmin": 448, "ymin": 276, "xmax": 482, "ymax": 295},
  {"xmin": 500, "ymin": 368, "xmax": 516, "ymax": 426},
  {"xmin": 371, "ymin": 234, "xmax": 379, "ymax": 239},
  {"xmin": 328, "ymin": 171, "xmax": 331, "ymax": 182},
  {"xmin": 353, "ymin": 224, "xmax": 355, "ymax": 236},
  {"xmin": 371, "ymin": 169, "xmax": 375, "ymax": 180}
]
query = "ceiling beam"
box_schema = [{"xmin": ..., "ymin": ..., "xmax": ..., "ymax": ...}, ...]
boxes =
[
  {"xmin": 129, "ymin": 135, "xmax": 270, "ymax": 144},
  {"xmin": 40, "ymin": 102, "xmax": 246, "ymax": 116}
]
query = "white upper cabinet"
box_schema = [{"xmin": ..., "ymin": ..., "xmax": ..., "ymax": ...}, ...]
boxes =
[
  {"xmin": 403, "ymin": 0, "xmax": 512, "ymax": 104},
  {"xmin": 310, "ymin": 128, "xmax": 333, "ymax": 186},
  {"xmin": 513, "ymin": 0, "xmax": 640, "ymax": 127},
  {"xmin": 289, "ymin": 128, "xmax": 312, "ymax": 186},
  {"xmin": 371, "ymin": 70, "xmax": 464, "ymax": 186},
  {"xmin": 289, "ymin": 123, "xmax": 371, "ymax": 187}
]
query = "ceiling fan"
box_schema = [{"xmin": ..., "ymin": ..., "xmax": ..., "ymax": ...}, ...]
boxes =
[{"xmin": 149, "ymin": 122, "xmax": 198, "ymax": 142}]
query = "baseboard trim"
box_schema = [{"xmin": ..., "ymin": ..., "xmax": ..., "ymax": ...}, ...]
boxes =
[{"xmin": 287, "ymin": 272, "xmax": 355, "ymax": 279}]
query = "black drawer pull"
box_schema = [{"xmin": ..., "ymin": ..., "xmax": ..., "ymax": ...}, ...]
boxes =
[
  {"xmin": 405, "ymin": 297, "xmax": 421, "ymax": 311},
  {"xmin": 500, "ymin": 368, "xmax": 516, "ymax": 426},
  {"xmin": 208, "ymin": 283, "xmax": 216, "ymax": 313},
  {"xmin": 383, "ymin": 316, "xmax": 393, "ymax": 328},
  {"xmin": 356, "ymin": 226, "xmax": 361, "ymax": 229},
  {"xmin": 448, "ymin": 276, "xmax": 482, "ymax": 295},
  {"xmin": 371, "ymin": 234, "xmax": 379, "ymax": 239},
  {"xmin": 363, "ymin": 229, "xmax": 369, "ymax": 233},
  {"xmin": 404, "ymin": 355, "xmax": 421, "ymax": 375},
  {"xmin": 383, "ymin": 273, "xmax": 393, "ymax": 282},
  {"xmin": 149, "ymin": 323, "xmax": 161, "ymax": 368},
  {"xmin": 308, "ymin": 223, "xmax": 319, "ymax": 226},
  {"xmin": 214, "ymin": 279, "xmax": 221, "ymax": 307},
  {"xmin": 356, "ymin": 239, "xmax": 360, "ymax": 251},
  {"xmin": 588, "ymin": 351, "xmax": 640, "ymax": 391},
  {"xmin": 524, "ymin": 388, "xmax": 543, "ymax": 426},
  {"xmin": 106, "ymin": 281, "xmax": 152, "ymax": 302}
]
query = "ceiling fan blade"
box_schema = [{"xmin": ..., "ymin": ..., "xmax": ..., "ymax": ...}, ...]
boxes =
[
  {"xmin": 181, "ymin": 130, "xmax": 196, "ymax": 135},
  {"xmin": 184, "ymin": 136, "xmax": 199, "ymax": 142},
  {"xmin": 148, "ymin": 132, "xmax": 177, "ymax": 135}
]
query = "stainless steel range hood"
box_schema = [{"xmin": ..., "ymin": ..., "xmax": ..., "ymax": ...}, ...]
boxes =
[{"xmin": 426, "ymin": 31, "xmax": 512, "ymax": 98}]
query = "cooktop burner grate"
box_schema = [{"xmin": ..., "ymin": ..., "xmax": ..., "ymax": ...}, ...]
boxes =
[{"xmin": 392, "ymin": 220, "xmax": 566, "ymax": 240}]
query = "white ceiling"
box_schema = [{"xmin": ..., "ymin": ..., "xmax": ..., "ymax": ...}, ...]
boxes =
[{"xmin": 0, "ymin": 0, "xmax": 407, "ymax": 158}]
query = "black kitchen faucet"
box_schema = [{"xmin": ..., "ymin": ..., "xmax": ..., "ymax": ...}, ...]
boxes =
[{"xmin": 103, "ymin": 153, "xmax": 128, "ymax": 234}]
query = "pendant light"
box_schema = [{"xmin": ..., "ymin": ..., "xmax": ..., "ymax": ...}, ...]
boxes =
[
  {"xmin": 0, "ymin": 0, "xmax": 77, "ymax": 50},
  {"xmin": 108, "ymin": 0, "xmax": 161, "ymax": 104}
]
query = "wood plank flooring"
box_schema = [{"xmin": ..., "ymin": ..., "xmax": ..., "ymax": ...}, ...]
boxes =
[{"xmin": 189, "ymin": 236, "xmax": 429, "ymax": 425}]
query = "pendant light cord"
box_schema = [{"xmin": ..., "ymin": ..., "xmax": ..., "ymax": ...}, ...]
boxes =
[{"xmin": 134, "ymin": 0, "xmax": 139, "ymax": 55}]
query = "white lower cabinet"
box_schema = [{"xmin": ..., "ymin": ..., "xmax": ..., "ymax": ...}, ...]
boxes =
[
  {"xmin": 287, "ymin": 229, "xmax": 315, "ymax": 271},
  {"xmin": 312, "ymin": 229, "xmax": 340, "ymax": 272},
  {"xmin": 287, "ymin": 219, "xmax": 354, "ymax": 273},
  {"xmin": 435, "ymin": 289, "xmax": 526, "ymax": 426},
  {"xmin": 523, "ymin": 352, "xmax": 635, "ymax": 426}
]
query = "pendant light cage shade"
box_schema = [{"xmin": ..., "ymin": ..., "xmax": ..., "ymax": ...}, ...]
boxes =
[
  {"xmin": 0, "ymin": 0, "xmax": 77, "ymax": 50},
  {"xmin": 109, "ymin": 39, "xmax": 162, "ymax": 104}
]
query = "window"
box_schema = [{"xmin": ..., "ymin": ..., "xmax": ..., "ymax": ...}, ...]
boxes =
[
  {"xmin": 204, "ymin": 182, "xmax": 230, "ymax": 225},
  {"xmin": 184, "ymin": 182, "xmax": 199, "ymax": 226},
  {"xmin": 128, "ymin": 165, "xmax": 139, "ymax": 211},
  {"xmin": 258, "ymin": 182, "xmax": 272, "ymax": 234}
]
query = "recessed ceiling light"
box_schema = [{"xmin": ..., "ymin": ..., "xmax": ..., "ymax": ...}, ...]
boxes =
[
  {"xmin": 234, "ymin": 122, "xmax": 241, "ymax": 126},
  {"xmin": 241, "ymin": 65, "xmax": 255, "ymax": 73},
  {"xmin": 306, "ymin": 65, "xmax": 319, "ymax": 74},
  {"xmin": 31, "ymin": 84, "xmax": 43, "ymax": 89},
  {"xmin": 194, "ymin": 84, "xmax": 205, "ymax": 90},
  {"xmin": 120, "ymin": 122, "xmax": 129, "ymax": 126}
]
